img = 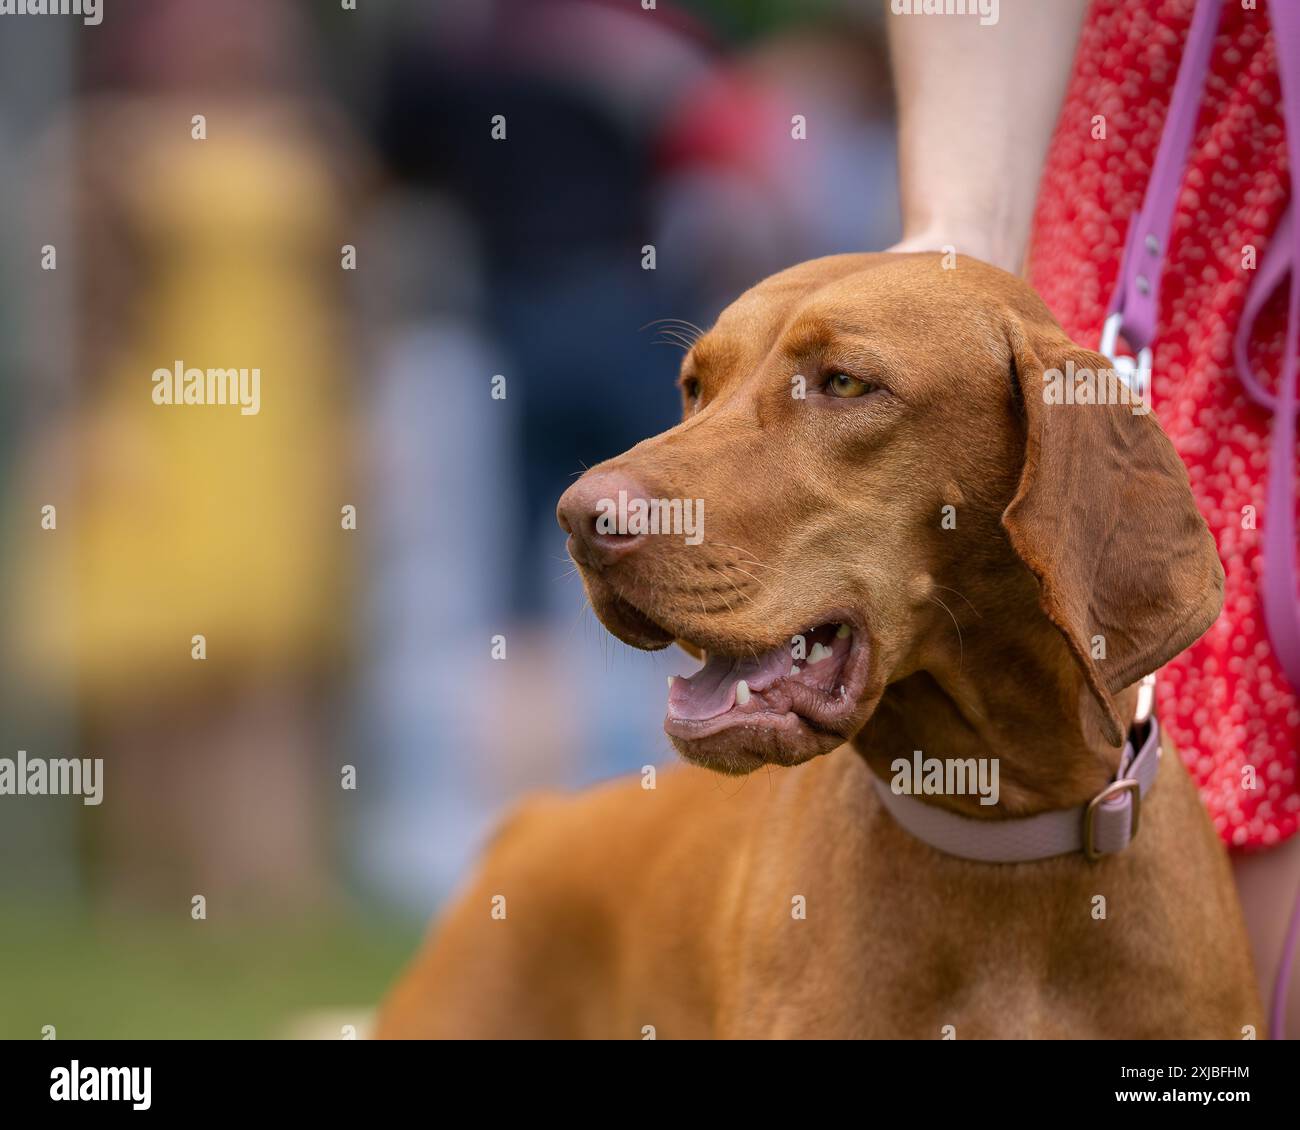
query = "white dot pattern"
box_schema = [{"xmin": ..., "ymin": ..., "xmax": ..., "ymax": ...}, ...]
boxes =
[{"xmin": 1029, "ymin": 0, "xmax": 1298, "ymax": 850}]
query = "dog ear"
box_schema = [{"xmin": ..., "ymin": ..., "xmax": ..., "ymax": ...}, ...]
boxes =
[{"xmin": 1000, "ymin": 314, "xmax": 1224, "ymax": 747}]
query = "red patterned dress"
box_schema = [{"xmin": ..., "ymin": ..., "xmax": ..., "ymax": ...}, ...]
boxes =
[{"xmin": 1028, "ymin": 0, "xmax": 1298, "ymax": 849}]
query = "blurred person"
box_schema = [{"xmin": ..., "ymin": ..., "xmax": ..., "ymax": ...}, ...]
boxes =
[
  {"xmin": 887, "ymin": 0, "xmax": 1299, "ymax": 1034},
  {"xmin": 349, "ymin": 189, "xmax": 523, "ymax": 906},
  {"xmin": 652, "ymin": 15, "xmax": 900, "ymax": 317},
  {"xmin": 367, "ymin": 0, "xmax": 713, "ymax": 833},
  {"xmin": 380, "ymin": 0, "xmax": 700, "ymax": 619},
  {"xmin": 6, "ymin": 0, "xmax": 363, "ymax": 911}
]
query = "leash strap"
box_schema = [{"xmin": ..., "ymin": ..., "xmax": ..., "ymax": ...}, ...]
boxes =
[
  {"xmin": 1265, "ymin": 0, "xmax": 1300, "ymax": 1040},
  {"xmin": 1100, "ymin": 0, "xmax": 1300, "ymax": 1040},
  {"xmin": 1103, "ymin": 0, "xmax": 1224, "ymax": 358},
  {"xmin": 870, "ymin": 719, "xmax": 1161, "ymax": 864},
  {"xmin": 1102, "ymin": 0, "xmax": 1300, "ymax": 691},
  {"xmin": 1254, "ymin": 0, "xmax": 1300, "ymax": 696}
]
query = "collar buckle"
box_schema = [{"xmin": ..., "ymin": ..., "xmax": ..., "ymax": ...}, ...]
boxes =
[{"xmin": 1083, "ymin": 778, "xmax": 1142, "ymax": 862}]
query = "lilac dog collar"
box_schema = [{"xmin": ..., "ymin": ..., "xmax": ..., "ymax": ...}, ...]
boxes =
[{"xmin": 871, "ymin": 717, "xmax": 1161, "ymax": 865}]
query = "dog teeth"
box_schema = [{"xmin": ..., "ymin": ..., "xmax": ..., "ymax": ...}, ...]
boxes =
[
  {"xmin": 836, "ymin": 623, "xmax": 851, "ymax": 639},
  {"xmin": 809, "ymin": 643, "xmax": 832, "ymax": 665},
  {"xmin": 735, "ymin": 680, "xmax": 750, "ymax": 705},
  {"xmin": 789, "ymin": 664, "xmax": 800, "ymax": 675},
  {"xmin": 667, "ymin": 676, "xmax": 676, "ymax": 689}
]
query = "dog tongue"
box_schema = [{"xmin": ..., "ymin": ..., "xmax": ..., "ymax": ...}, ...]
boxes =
[{"xmin": 667, "ymin": 645, "xmax": 791, "ymax": 721}]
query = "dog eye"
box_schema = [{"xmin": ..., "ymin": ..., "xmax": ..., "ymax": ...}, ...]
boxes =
[
  {"xmin": 826, "ymin": 373, "xmax": 875, "ymax": 398},
  {"xmin": 682, "ymin": 378, "xmax": 701, "ymax": 409}
]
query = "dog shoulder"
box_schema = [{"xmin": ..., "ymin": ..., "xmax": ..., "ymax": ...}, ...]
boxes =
[{"xmin": 373, "ymin": 765, "xmax": 711, "ymax": 1038}]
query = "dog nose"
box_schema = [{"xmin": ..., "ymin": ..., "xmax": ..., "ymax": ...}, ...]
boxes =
[{"xmin": 557, "ymin": 469, "xmax": 650, "ymax": 567}]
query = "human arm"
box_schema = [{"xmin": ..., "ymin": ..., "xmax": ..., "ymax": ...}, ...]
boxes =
[{"xmin": 885, "ymin": 0, "xmax": 1091, "ymax": 273}]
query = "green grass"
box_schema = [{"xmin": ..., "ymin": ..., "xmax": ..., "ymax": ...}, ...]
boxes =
[{"xmin": 0, "ymin": 903, "xmax": 422, "ymax": 1039}]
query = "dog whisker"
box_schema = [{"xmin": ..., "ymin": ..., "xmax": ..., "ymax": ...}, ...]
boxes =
[
  {"xmin": 925, "ymin": 593, "xmax": 964, "ymax": 672},
  {"xmin": 642, "ymin": 317, "xmax": 706, "ymax": 354},
  {"xmin": 641, "ymin": 316, "xmax": 706, "ymax": 342},
  {"xmin": 932, "ymin": 584, "xmax": 982, "ymax": 619},
  {"xmin": 728, "ymin": 565, "xmax": 768, "ymax": 593},
  {"xmin": 704, "ymin": 564, "xmax": 749, "ymax": 611},
  {"xmin": 711, "ymin": 544, "xmax": 796, "ymax": 583}
]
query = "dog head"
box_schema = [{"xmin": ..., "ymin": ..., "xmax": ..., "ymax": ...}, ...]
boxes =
[{"xmin": 557, "ymin": 254, "xmax": 1223, "ymax": 775}]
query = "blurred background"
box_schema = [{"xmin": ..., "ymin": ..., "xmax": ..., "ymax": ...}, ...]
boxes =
[{"xmin": 0, "ymin": 0, "xmax": 899, "ymax": 1038}]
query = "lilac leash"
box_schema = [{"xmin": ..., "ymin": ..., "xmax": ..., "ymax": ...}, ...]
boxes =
[
  {"xmin": 1101, "ymin": 0, "xmax": 1300, "ymax": 1039},
  {"xmin": 1260, "ymin": 0, "xmax": 1300, "ymax": 1043}
]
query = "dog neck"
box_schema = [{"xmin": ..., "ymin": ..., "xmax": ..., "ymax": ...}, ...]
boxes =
[{"xmin": 852, "ymin": 602, "xmax": 1139, "ymax": 820}]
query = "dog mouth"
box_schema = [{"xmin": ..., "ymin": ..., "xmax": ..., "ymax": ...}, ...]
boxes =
[
  {"xmin": 665, "ymin": 617, "xmax": 870, "ymax": 746},
  {"xmin": 578, "ymin": 575, "xmax": 873, "ymax": 770}
]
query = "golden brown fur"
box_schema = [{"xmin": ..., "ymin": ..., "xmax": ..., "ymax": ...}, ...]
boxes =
[{"xmin": 377, "ymin": 254, "xmax": 1261, "ymax": 1039}]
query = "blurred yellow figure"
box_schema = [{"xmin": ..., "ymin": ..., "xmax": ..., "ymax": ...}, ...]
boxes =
[
  {"xmin": 8, "ymin": 88, "xmax": 360, "ymax": 909},
  {"xmin": 76, "ymin": 116, "xmax": 350, "ymax": 696}
]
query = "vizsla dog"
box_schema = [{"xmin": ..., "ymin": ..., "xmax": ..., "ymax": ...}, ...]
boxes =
[{"xmin": 378, "ymin": 254, "xmax": 1262, "ymax": 1039}]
